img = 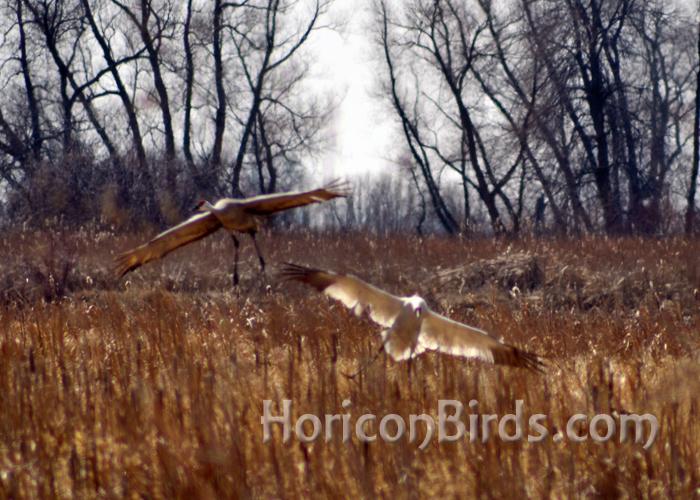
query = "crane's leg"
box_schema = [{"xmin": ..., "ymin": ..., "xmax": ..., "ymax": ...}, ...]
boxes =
[
  {"xmin": 342, "ymin": 345, "xmax": 385, "ymax": 380},
  {"xmin": 231, "ymin": 234, "xmax": 240, "ymax": 287},
  {"xmin": 249, "ymin": 231, "xmax": 266, "ymax": 272},
  {"xmin": 407, "ymin": 345, "xmax": 416, "ymax": 381}
]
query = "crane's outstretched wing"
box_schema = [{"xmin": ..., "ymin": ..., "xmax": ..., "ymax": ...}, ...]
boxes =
[
  {"xmin": 419, "ymin": 309, "xmax": 544, "ymax": 371},
  {"xmin": 280, "ymin": 263, "xmax": 403, "ymax": 327},
  {"xmin": 111, "ymin": 212, "xmax": 222, "ymax": 277},
  {"xmin": 241, "ymin": 179, "xmax": 351, "ymax": 216}
]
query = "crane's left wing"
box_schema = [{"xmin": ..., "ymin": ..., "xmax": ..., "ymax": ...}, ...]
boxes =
[
  {"xmin": 241, "ymin": 179, "xmax": 351, "ymax": 216},
  {"xmin": 419, "ymin": 309, "xmax": 543, "ymax": 371},
  {"xmin": 111, "ymin": 212, "xmax": 222, "ymax": 277},
  {"xmin": 280, "ymin": 263, "xmax": 404, "ymax": 328}
]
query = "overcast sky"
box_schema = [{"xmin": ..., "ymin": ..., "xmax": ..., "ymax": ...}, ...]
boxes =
[{"xmin": 305, "ymin": 0, "xmax": 396, "ymax": 180}]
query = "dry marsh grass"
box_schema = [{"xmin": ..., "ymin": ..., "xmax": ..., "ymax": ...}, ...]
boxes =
[{"xmin": 0, "ymin": 226, "xmax": 699, "ymax": 498}]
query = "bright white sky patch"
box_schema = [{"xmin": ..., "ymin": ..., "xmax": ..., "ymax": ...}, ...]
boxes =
[{"xmin": 306, "ymin": 0, "xmax": 395, "ymax": 178}]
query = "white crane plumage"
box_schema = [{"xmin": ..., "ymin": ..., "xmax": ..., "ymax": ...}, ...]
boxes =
[
  {"xmin": 112, "ymin": 180, "xmax": 350, "ymax": 284},
  {"xmin": 281, "ymin": 263, "xmax": 543, "ymax": 376}
]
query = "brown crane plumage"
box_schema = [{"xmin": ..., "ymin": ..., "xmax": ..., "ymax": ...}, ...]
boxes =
[{"xmin": 112, "ymin": 180, "xmax": 350, "ymax": 284}]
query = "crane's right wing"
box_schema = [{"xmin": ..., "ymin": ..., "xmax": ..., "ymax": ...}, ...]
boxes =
[
  {"xmin": 279, "ymin": 263, "xmax": 404, "ymax": 328},
  {"xmin": 419, "ymin": 309, "xmax": 544, "ymax": 371},
  {"xmin": 111, "ymin": 212, "xmax": 223, "ymax": 277},
  {"xmin": 241, "ymin": 179, "xmax": 351, "ymax": 216}
]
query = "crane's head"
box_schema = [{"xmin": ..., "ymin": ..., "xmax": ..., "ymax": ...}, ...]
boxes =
[
  {"xmin": 193, "ymin": 200, "xmax": 209, "ymax": 212},
  {"xmin": 405, "ymin": 296, "xmax": 427, "ymax": 318}
]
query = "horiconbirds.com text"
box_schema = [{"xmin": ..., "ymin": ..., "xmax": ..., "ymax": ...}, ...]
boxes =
[{"xmin": 261, "ymin": 399, "xmax": 659, "ymax": 451}]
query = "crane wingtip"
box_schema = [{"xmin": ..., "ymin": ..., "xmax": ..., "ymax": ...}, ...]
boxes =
[
  {"xmin": 109, "ymin": 252, "xmax": 139, "ymax": 279},
  {"xmin": 323, "ymin": 179, "xmax": 353, "ymax": 198},
  {"xmin": 278, "ymin": 262, "xmax": 315, "ymax": 280},
  {"xmin": 509, "ymin": 348, "xmax": 546, "ymax": 373},
  {"xmin": 278, "ymin": 262, "xmax": 336, "ymax": 292}
]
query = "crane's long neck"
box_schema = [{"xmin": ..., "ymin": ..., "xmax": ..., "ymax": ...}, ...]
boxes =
[{"xmin": 197, "ymin": 200, "xmax": 217, "ymax": 214}]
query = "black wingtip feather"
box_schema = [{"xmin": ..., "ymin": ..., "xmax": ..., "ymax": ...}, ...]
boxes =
[
  {"xmin": 278, "ymin": 262, "xmax": 317, "ymax": 280},
  {"xmin": 323, "ymin": 178, "xmax": 353, "ymax": 197},
  {"xmin": 490, "ymin": 341, "xmax": 546, "ymax": 372},
  {"xmin": 278, "ymin": 262, "xmax": 336, "ymax": 292},
  {"xmin": 513, "ymin": 348, "xmax": 546, "ymax": 373}
]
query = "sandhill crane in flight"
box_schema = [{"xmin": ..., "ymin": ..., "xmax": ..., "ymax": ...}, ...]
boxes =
[
  {"xmin": 112, "ymin": 180, "xmax": 350, "ymax": 285},
  {"xmin": 281, "ymin": 263, "xmax": 543, "ymax": 377}
]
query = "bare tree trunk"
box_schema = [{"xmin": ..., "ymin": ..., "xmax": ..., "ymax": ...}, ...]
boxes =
[
  {"xmin": 473, "ymin": 126, "xmax": 520, "ymax": 233},
  {"xmin": 17, "ymin": 0, "xmax": 42, "ymax": 164},
  {"xmin": 686, "ymin": 19, "xmax": 700, "ymax": 236},
  {"xmin": 182, "ymin": 0, "xmax": 194, "ymax": 164},
  {"xmin": 211, "ymin": 0, "xmax": 226, "ymax": 179},
  {"xmin": 568, "ymin": 0, "xmax": 623, "ymax": 233},
  {"xmin": 142, "ymin": 0, "xmax": 176, "ymax": 194},
  {"xmin": 459, "ymin": 131, "xmax": 471, "ymax": 231},
  {"xmin": 231, "ymin": 0, "xmax": 280, "ymax": 197},
  {"xmin": 112, "ymin": 0, "xmax": 177, "ymax": 197},
  {"xmin": 453, "ymin": 95, "xmax": 506, "ymax": 234},
  {"xmin": 257, "ymin": 112, "xmax": 276, "ymax": 193}
]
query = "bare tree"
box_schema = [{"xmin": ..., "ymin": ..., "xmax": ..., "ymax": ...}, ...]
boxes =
[
  {"xmin": 210, "ymin": 0, "xmax": 226, "ymax": 176},
  {"xmin": 22, "ymin": 0, "xmax": 119, "ymax": 159},
  {"xmin": 182, "ymin": 0, "xmax": 195, "ymax": 164},
  {"xmin": 80, "ymin": 0, "xmax": 164, "ymax": 221},
  {"xmin": 0, "ymin": 0, "xmax": 339, "ymax": 225},
  {"xmin": 474, "ymin": 0, "xmax": 584, "ymax": 234},
  {"xmin": 373, "ymin": 0, "xmax": 526, "ymax": 234},
  {"xmin": 375, "ymin": 1, "xmax": 459, "ymax": 233},
  {"xmin": 687, "ymin": 15, "xmax": 700, "ymax": 236},
  {"xmin": 228, "ymin": 0, "xmax": 333, "ymax": 197},
  {"xmin": 110, "ymin": 0, "xmax": 179, "ymax": 197},
  {"xmin": 520, "ymin": 0, "xmax": 696, "ymax": 234},
  {"xmin": 369, "ymin": 0, "xmax": 697, "ymax": 236},
  {"xmin": 17, "ymin": 0, "xmax": 43, "ymax": 163}
]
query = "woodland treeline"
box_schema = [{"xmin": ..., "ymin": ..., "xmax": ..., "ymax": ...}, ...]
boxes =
[
  {"xmin": 0, "ymin": 0, "xmax": 699, "ymax": 236},
  {"xmin": 0, "ymin": 0, "xmax": 337, "ymax": 227}
]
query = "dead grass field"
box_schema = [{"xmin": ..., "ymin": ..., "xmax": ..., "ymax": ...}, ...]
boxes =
[{"xmin": 0, "ymin": 224, "xmax": 699, "ymax": 499}]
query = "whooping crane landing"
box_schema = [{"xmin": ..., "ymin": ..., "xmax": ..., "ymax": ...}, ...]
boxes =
[
  {"xmin": 280, "ymin": 263, "xmax": 544, "ymax": 378},
  {"xmin": 111, "ymin": 180, "xmax": 350, "ymax": 285}
]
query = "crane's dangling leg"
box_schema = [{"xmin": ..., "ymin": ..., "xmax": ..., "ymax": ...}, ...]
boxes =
[
  {"xmin": 231, "ymin": 234, "xmax": 240, "ymax": 287},
  {"xmin": 406, "ymin": 346, "xmax": 416, "ymax": 381},
  {"xmin": 249, "ymin": 231, "xmax": 266, "ymax": 272},
  {"xmin": 342, "ymin": 345, "xmax": 385, "ymax": 380}
]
